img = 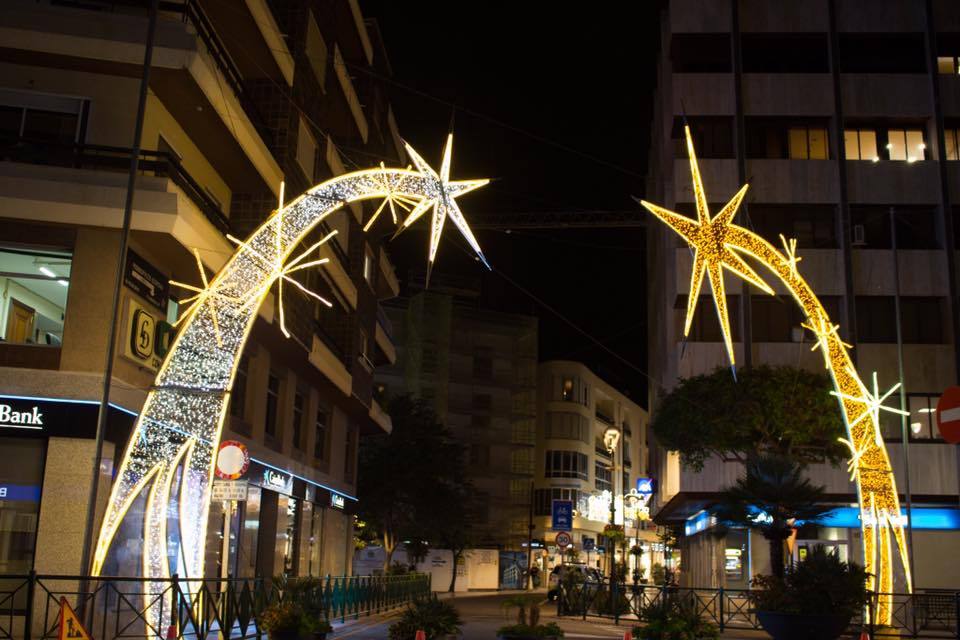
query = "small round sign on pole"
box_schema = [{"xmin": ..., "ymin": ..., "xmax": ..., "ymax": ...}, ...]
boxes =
[
  {"xmin": 936, "ymin": 386, "xmax": 960, "ymax": 444},
  {"xmin": 215, "ymin": 440, "xmax": 250, "ymax": 480},
  {"xmin": 555, "ymin": 531, "xmax": 572, "ymax": 549}
]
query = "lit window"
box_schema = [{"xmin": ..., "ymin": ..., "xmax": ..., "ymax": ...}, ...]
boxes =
[
  {"xmin": 844, "ymin": 129, "xmax": 878, "ymax": 161},
  {"xmin": 946, "ymin": 129, "xmax": 960, "ymax": 161},
  {"xmin": 561, "ymin": 378, "xmax": 574, "ymax": 401},
  {"xmin": 0, "ymin": 246, "xmax": 72, "ymax": 346},
  {"xmin": 937, "ymin": 56, "xmax": 959, "ymax": 75},
  {"xmin": 788, "ymin": 127, "xmax": 829, "ymax": 159},
  {"xmin": 886, "ymin": 129, "xmax": 925, "ymax": 162}
]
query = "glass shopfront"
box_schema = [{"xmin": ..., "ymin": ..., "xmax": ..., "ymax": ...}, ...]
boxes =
[{"xmin": 0, "ymin": 437, "xmax": 45, "ymax": 574}]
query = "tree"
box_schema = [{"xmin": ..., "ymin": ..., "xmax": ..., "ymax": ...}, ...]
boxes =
[
  {"xmin": 422, "ymin": 480, "xmax": 476, "ymax": 592},
  {"xmin": 357, "ymin": 395, "xmax": 467, "ymax": 572},
  {"xmin": 712, "ymin": 453, "xmax": 833, "ymax": 578},
  {"xmin": 651, "ymin": 365, "xmax": 846, "ymax": 471}
]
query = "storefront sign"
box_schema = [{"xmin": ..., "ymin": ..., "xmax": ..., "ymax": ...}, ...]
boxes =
[
  {"xmin": 124, "ymin": 250, "xmax": 169, "ymax": 311},
  {"xmin": 330, "ymin": 493, "xmax": 346, "ymax": 510},
  {"xmin": 248, "ymin": 461, "xmax": 295, "ymax": 495},
  {"xmin": 123, "ymin": 299, "xmax": 174, "ymax": 372},
  {"xmin": 0, "ymin": 483, "xmax": 41, "ymax": 501},
  {"xmin": 0, "ymin": 396, "xmax": 119, "ymax": 439},
  {"xmin": 0, "ymin": 403, "xmax": 44, "ymax": 429}
]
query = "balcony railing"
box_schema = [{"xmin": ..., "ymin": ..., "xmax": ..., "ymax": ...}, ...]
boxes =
[
  {"xmin": 596, "ymin": 410, "xmax": 615, "ymax": 425},
  {"xmin": 0, "ymin": 137, "xmax": 230, "ymax": 233}
]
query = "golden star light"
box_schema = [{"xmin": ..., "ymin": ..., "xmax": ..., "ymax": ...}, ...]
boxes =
[
  {"xmin": 169, "ymin": 248, "xmax": 240, "ymax": 347},
  {"xmin": 640, "ymin": 124, "xmax": 912, "ymax": 625},
  {"xmin": 398, "ymin": 134, "xmax": 490, "ymax": 285}
]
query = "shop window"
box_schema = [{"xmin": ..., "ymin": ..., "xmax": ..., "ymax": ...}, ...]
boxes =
[
  {"xmin": 839, "ymin": 34, "xmax": 926, "ymax": 73},
  {"xmin": 265, "ymin": 372, "xmax": 280, "ymax": 439},
  {"xmin": 230, "ymin": 355, "xmax": 249, "ymax": 418},
  {"xmin": 0, "ymin": 438, "xmax": 45, "ymax": 584},
  {"xmin": 313, "ymin": 407, "xmax": 328, "ymax": 460},
  {"xmin": 0, "ymin": 246, "xmax": 72, "ymax": 346},
  {"xmin": 671, "ymin": 34, "xmax": 732, "ymax": 72},
  {"xmin": 886, "ymin": 129, "xmax": 926, "ymax": 162},
  {"xmin": 741, "ymin": 34, "xmax": 829, "ymax": 73},
  {"xmin": 595, "ymin": 460, "xmax": 612, "ymax": 492},
  {"xmin": 544, "ymin": 450, "xmax": 588, "ymax": 480},
  {"xmin": 533, "ymin": 487, "xmax": 581, "ymax": 516},
  {"xmin": 749, "ymin": 205, "xmax": 837, "ymax": 249},
  {"xmin": 945, "ymin": 128, "xmax": 960, "ymax": 161},
  {"xmin": 673, "ymin": 117, "xmax": 734, "ymax": 159},
  {"xmin": 292, "ymin": 390, "xmax": 306, "ymax": 451},
  {"xmin": 844, "ymin": 128, "xmax": 879, "ymax": 161},
  {"xmin": 855, "ymin": 297, "xmax": 896, "ymax": 343},
  {"xmin": 901, "ymin": 297, "xmax": 945, "ymax": 344}
]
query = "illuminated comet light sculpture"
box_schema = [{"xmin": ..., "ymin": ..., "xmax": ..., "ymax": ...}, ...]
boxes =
[
  {"xmin": 91, "ymin": 136, "xmax": 488, "ymax": 633},
  {"xmin": 641, "ymin": 126, "xmax": 911, "ymax": 625}
]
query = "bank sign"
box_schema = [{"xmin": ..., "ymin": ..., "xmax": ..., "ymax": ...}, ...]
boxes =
[
  {"xmin": 0, "ymin": 404, "xmax": 44, "ymax": 429},
  {"xmin": 0, "ymin": 396, "xmax": 104, "ymax": 438}
]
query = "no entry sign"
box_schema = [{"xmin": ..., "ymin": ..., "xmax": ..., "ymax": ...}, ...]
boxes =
[{"xmin": 936, "ymin": 386, "xmax": 960, "ymax": 444}]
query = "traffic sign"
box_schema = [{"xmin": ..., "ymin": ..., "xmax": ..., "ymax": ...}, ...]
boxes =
[
  {"xmin": 216, "ymin": 440, "xmax": 250, "ymax": 480},
  {"xmin": 937, "ymin": 386, "xmax": 960, "ymax": 443},
  {"xmin": 552, "ymin": 499, "xmax": 573, "ymax": 531},
  {"xmin": 58, "ymin": 597, "xmax": 92, "ymax": 640},
  {"xmin": 555, "ymin": 531, "xmax": 572, "ymax": 548},
  {"xmin": 582, "ymin": 537, "xmax": 595, "ymax": 552},
  {"xmin": 636, "ymin": 477, "xmax": 654, "ymax": 495},
  {"xmin": 211, "ymin": 479, "xmax": 247, "ymax": 502}
]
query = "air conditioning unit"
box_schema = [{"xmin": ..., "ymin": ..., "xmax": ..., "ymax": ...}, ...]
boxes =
[{"xmin": 852, "ymin": 224, "xmax": 867, "ymax": 246}]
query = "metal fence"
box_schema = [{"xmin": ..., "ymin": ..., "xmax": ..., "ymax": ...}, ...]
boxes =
[
  {"xmin": 558, "ymin": 581, "xmax": 960, "ymax": 638},
  {"xmin": 0, "ymin": 572, "xmax": 431, "ymax": 640}
]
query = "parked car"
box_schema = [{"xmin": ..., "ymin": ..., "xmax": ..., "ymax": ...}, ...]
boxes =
[{"xmin": 547, "ymin": 564, "xmax": 602, "ymax": 601}]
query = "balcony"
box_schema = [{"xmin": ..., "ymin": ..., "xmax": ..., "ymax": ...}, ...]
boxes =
[{"xmin": 374, "ymin": 305, "xmax": 397, "ymax": 366}]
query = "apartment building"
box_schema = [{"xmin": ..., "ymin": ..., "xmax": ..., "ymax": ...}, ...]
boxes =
[
  {"xmin": 531, "ymin": 361, "xmax": 653, "ymax": 578},
  {"xmin": 646, "ymin": 0, "xmax": 960, "ymax": 590},
  {"xmin": 375, "ymin": 276, "xmax": 539, "ymax": 551},
  {"xmin": 0, "ymin": 0, "xmax": 402, "ymax": 580}
]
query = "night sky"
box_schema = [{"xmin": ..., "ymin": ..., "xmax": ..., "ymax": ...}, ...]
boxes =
[{"xmin": 361, "ymin": 3, "xmax": 662, "ymax": 404}]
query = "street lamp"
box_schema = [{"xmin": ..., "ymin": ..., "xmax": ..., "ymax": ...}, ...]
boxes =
[{"xmin": 603, "ymin": 425, "xmax": 621, "ymax": 623}]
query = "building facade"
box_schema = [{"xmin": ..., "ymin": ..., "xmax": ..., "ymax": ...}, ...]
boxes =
[
  {"xmin": 531, "ymin": 361, "xmax": 653, "ymax": 579},
  {"xmin": 0, "ymin": 0, "xmax": 402, "ymax": 581},
  {"xmin": 646, "ymin": 0, "xmax": 960, "ymax": 591},
  {"xmin": 375, "ymin": 278, "xmax": 539, "ymax": 551}
]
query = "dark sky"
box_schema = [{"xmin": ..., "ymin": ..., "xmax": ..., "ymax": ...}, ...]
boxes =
[{"xmin": 361, "ymin": 3, "xmax": 662, "ymax": 405}]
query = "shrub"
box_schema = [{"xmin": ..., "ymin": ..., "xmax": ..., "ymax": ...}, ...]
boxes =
[
  {"xmin": 388, "ymin": 596, "xmax": 462, "ymax": 640},
  {"xmin": 750, "ymin": 545, "xmax": 870, "ymax": 617},
  {"xmin": 259, "ymin": 601, "xmax": 304, "ymax": 634},
  {"xmin": 634, "ymin": 597, "xmax": 719, "ymax": 640},
  {"xmin": 497, "ymin": 621, "xmax": 564, "ymax": 638}
]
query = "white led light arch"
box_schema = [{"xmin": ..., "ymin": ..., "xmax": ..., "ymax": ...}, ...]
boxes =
[{"xmin": 91, "ymin": 139, "xmax": 488, "ymax": 632}]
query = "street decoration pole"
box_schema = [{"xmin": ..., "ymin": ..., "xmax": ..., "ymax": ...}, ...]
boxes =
[
  {"xmin": 90, "ymin": 136, "xmax": 489, "ymax": 632},
  {"xmin": 640, "ymin": 126, "xmax": 913, "ymax": 625}
]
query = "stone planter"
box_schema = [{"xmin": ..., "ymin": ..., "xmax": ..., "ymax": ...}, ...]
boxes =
[{"xmin": 756, "ymin": 611, "xmax": 851, "ymax": 640}]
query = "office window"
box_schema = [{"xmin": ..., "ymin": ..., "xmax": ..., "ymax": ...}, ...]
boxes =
[
  {"xmin": 230, "ymin": 355, "xmax": 249, "ymax": 418},
  {"xmin": 750, "ymin": 205, "xmax": 837, "ymax": 249},
  {"xmin": 850, "ymin": 206, "xmax": 940, "ymax": 250},
  {"xmin": 671, "ymin": 34, "xmax": 732, "ymax": 72},
  {"xmin": 901, "ymin": 297, "xmax": 944, "ymax": 344},
  {"xmin": 292, "ymin": 390, "xmax": 305, "ymax": 451},
  {"xmin": 907, "ymin": 394, "xmax": 942, "ymax": 441},
  {"xmin": 788, "ymin": 127, "xmax": 828, "ymax": 159},
  {"xmin": 937, "ymin": 56, "xmax": 959, "ymax": 75},
  {"xmin": 533, "ymin": 488, "xmax": 581, "ymax": 516},
  {"xmin": 0, "ymin": 246, "xmax": 72, "ymax": 346},
  {"xmin": 751, "ymin": 297, "xmax": 801, "ymax": 343},
  {"xmin": 675, "ymin": 296, "xmax": 741, "ymax": 342},
  {"xmin": 839, "ymin": 34, "xmax": 926, "ymax": 73},
  {"xmin": 595, "ymin": 460, "xmax": 612, "ymax": 491},
  {"xmin": 844, "ymin": 128, "xmax": 879, "ymax": 161},
  {"xmin": 855, "ymin": 297, "xmax": 896, "ymax": 343},
  {"xmin": 544, "ymin": 450, "xmax": 589, "ymax": 480},
  {"xmin": 313, "ymin": 407, "xmax": 328, "ymax": 460},
  {"xmin": 886, "ymin": 129, "xmax": 925, "ymax": 162},
  {"xmin": 946, "ymin": 128, "xmax": 960, "ymax": 161},
  {"xmin": 673, "ymin": 117, "xmax": 734, "ymax": 159},
  {"xmin": 741, "ymin": 34, "xmax": 829, "ymax": 73},
  {"xmin": 265, "ymin": 372, "xmax": 280, "ymax": 438}
]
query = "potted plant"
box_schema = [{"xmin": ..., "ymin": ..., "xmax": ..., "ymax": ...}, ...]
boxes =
[
  {"xmin": 750, "ymin": 545, "xmax": 870, "ymax": 640},
  {"xmin": 497, "ymin": 595, "xmax": 564, "ymax": 639},
  {"xmin": 259, "ymin": 601, "xmax": 304, "ymax": 640},
  {"xmin": 277, "ymin": 575, "xmax": 330, "ymax": 638},
  {"xmin": 633, "ymin": 596, "xmax": 719, "ymax": 640},
  {"xmin": 387, "ymin": 595, "xmax": 462, "ymax": 640}
]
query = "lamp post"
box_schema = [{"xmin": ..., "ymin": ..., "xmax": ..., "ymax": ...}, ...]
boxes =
[
  {"xmin": 603, "ymin": 425, "xmax": 621, "ymax": 623},
  {"xmin": 623, "ymin": 488, "xmax": 643, "ymax": 589}
]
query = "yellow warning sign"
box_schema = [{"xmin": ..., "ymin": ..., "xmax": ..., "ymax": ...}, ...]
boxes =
[{"xmin": 58, "ymin": 597, "xmax": 92, "ymax": 640}]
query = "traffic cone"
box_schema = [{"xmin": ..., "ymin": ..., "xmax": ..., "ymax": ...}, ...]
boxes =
[
  {"xmin": 623, "ymin": 631, "xmax": 632, "ymax": 640},
  {"xmin": 166, "ymin": 624, "xmax": 178, "ymax": 639},
  {"xmin": 859, "ymin": 632, "xmax": 870, "ymax": 640},
  {"xmin": 415, "ymin": 631, "xmax": 426, "ymax": 640}
]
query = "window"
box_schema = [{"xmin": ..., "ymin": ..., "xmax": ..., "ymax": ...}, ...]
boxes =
[
  {"xmin": 544, "ymin": 451, "xmax": 589, "ymax": 480},
  {"xmin": 0, "ymin": 437, "xmax": 45, "ymax": 597},
  {"xmin": 473, "ymin": 347, "xmax": 493, "ymax": 379},
  {"xmin": 741, "ymin": 34, "xmax": 829, "ymax": 73},
  {"xmin": 296, "ymin": 117, "xmax": 318, "ymax": 181},
  {"xmin": 788, "ymin": 127, "xmax": 828, "ymax": 159},
  {"xmin": 839, "ymin": 34, "xmax": 926, "ymax": 73},
  {"xmin": 751, "ymin": 297, "xmax": 801, "ymax": 342},
  {"xmin": 292, "ymin": 390, "xmax": 305, "ymax": 451},
  {"xmin": 595, "ymin": 460, "xmax": 612, "ymax": 491},
  {"xmin": 533, "ymin": 487, "xmax": 581, "ymax": 516},
  {"xmin": 313, "ymin": 407, "xmax": 328, "ymax": 460},
  {"xmin": 561, "ymin": 378, "xmax": 575, "ymax": 401},
  {"xmin": 0, "ymin": 246, "xmax": 72, "ymax": 346},
  {"xmin": 746, "ymin": 119, "xmax": 829, "ymax": 159},
  {"xmin": 901, "ymin": 297, "xmax": 944, "ymax": 344},
  {"xmin": 850, "ymin": 206, "xmax": 940, "ymax": 250},
  {"xmin": 510, "ymin": 480, "xmax": 531, "ymax": 505},
  {"xmin": 545, "ymin": 412, "xmax": 589, "ymax": 443},
  {"xmin": 512, "ymin": 448, "xmax": 534, "ymax": 475},
  {"xmin": 844, "ymin": 128, "xmax": 879, "ymax": 161},
  {"xmin": 749, "ymin": 205, "xmax": 837, "ymax": 249},
  {"xmin": 265, "ymin": 372, "xmax": 280, "ymax": 438},
  {"xmin": 673, "ymin": 117, "xmax": 734, "ymax": 159},
  {"xmin": 906, "ymin": 394, "xmax": 942, "ymax": 441},
  {"xmin": 675, "ymin": 296, "xmax": 741, "ymax": 342},
  {"xmin": 671, "ymin": 34, "xmax": 732, "ymax": 72},
  {"xmin": 363, "ymin": 246, "xmax": 374, "ymax": 287},
  {"xmin": 0, "ymin": 88, "xmax": 87, "ymax": 144},
  {"xmin": 855, "ymin": 297, "xmax": 896, "ymax": 343},
  {"xmin": 886, "ymin": 129, "xmax": 926, "ymax": 162},
  {"xmin": 937, "ymin": 56, "xmax": 960, "ymax": 75},
  {"xmin": 469, "ymin": 444, "xmax": 491, "ymax": 467},
  {"xmin": 230, "ymin": 355, "xmax": 249, "ymax": 418},
  {"xmin": 945, "ymin": 128, "xmax": 960, "ymax": 161}
]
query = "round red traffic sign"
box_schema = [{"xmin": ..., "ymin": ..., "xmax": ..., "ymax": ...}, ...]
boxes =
[
  {"xmin": 555, "ymin": 532, "xmax": 572, "ymax": 548},
  {"xmin": 216, "ymin": 440, "xmax": 250, "ymax": 479},
  {"xmin": 937, "ymin": 386, "xmax": 960, "ymax": 444}
]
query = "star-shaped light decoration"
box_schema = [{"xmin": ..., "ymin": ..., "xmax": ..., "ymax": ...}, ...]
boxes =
[
  {"xmin": 801, "ymin": 312, "xmax": 852, "ymax": 369},
  {"xmin": 398, "ymin": 134, "xmax": 490, "ymax": 286},
  {"xmin": 830, "ymin": 370, "xmax": 909, "ymax": 448},
  {"xmin": 226, "ymin": 182, "xmax": 335, "ymax": 338},
  {"xmin": 169, "ymin": 248, "xmax": 240, "ymax": 347},
  {"xmin": 639, "ymin": 125, "xmax": 774, "ymax": 365},
  {"xmin": 363, "ymin": 162, "xmax": 419, "ymax": 232}
]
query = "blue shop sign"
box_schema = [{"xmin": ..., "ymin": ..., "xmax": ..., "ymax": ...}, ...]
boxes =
[{"xmin": 0, "ymin": 484, "xmax": 41, "ymax": 502}]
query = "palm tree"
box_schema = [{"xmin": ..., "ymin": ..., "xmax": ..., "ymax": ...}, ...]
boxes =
[{"xmin": 712, "ymin": 453, "xmax": 833, "ymax": 578}]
